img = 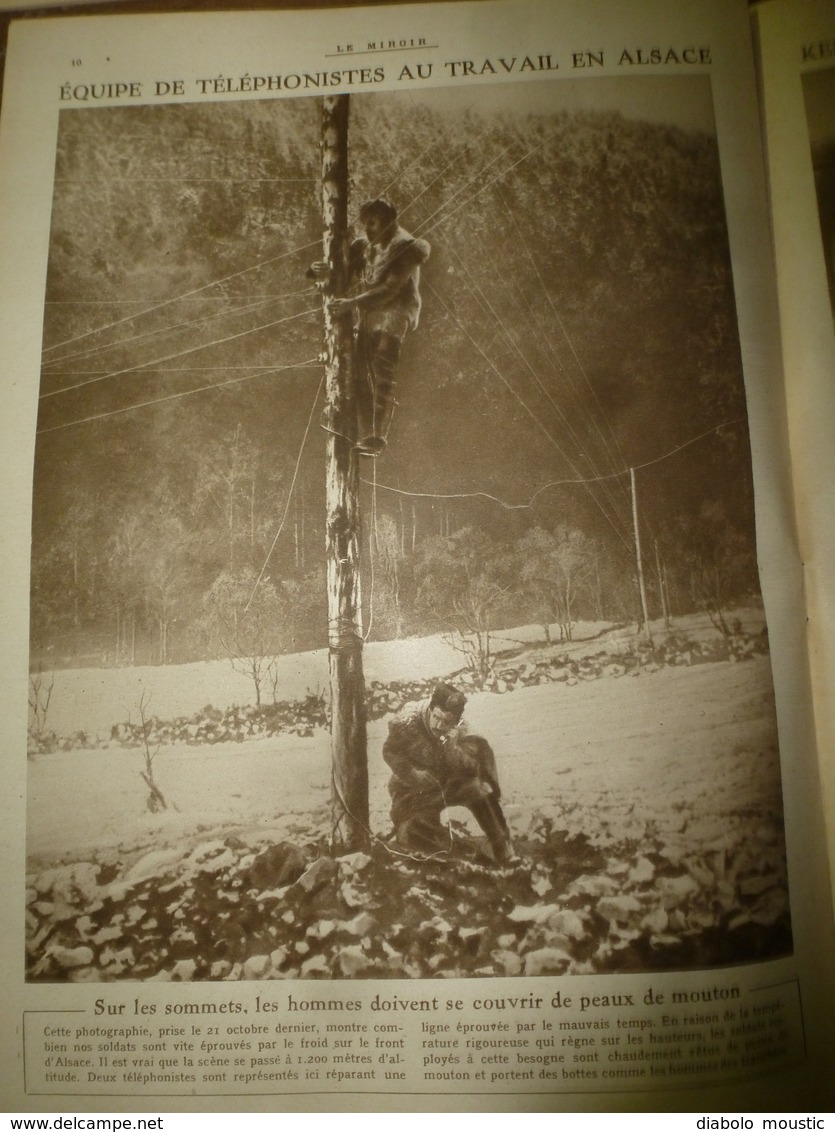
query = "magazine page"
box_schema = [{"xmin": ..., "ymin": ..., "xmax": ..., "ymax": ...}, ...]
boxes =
[
  {"xmin": 1, "ymin": 0, "xmax": 832, "ymax": 1113},
  {"xmin": 755, "ymin": 0, "xmax": 835, "ymax": 918}
]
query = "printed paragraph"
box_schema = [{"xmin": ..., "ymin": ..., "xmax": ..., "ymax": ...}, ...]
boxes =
[{"xmin": 23, "ymin": 978, "xmax": 803, "ymax": 1095}]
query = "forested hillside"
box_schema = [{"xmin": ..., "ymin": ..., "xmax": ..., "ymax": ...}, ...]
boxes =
[{"xmin": 31, "ymin": 83, "xmax": 757, "ymax": 671}]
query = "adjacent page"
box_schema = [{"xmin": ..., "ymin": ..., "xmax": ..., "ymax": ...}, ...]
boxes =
[
  {"xmin": 755, "ymin": 0, "xmax": 835, "ymax": 918},
  {"xmin": 1, "ymin": 0, "xmax": 833, "ymax": 1112}
]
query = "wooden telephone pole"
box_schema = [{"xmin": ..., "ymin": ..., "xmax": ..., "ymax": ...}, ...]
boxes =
[
  {"xmin": 319, "ymin": 94, "xmax": 369, "ymax": 851},
  {"xmin": 630, "ymin": 466, "xmax": 653, "ymax": 646}
]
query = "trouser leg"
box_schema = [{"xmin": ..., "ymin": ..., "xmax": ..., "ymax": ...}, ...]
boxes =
[
  {"xmin": 353, "ymin": 326, "xmax": 373, "ymax": 441},
  {"xmin": 469, "ymin": 797, "xmax": 514, "ymax": 862},
  {"xmin": 361, "ymin": 331, "xmax": 401, "ymax": 442}
]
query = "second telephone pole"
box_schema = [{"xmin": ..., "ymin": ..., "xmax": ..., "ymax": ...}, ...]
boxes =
[{"xmin": 319, "ymin": 93, "xmax": 370, "ymax": 851}]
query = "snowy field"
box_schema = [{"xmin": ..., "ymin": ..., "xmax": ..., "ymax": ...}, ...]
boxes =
[
  {"xmin": 27, "ymin": 632, "xmax": 783, "ymax": 871},
  {"xmin": 33, "ymin": 622, "xmax": 620, "ymax": 741},
  {"xmin": 25, "ymin": 617, "xmax": 791, "ymax": 980}
]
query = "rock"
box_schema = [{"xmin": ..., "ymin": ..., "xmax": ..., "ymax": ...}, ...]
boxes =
[
  {"xmin": 338, "ymin": 852, "xmax": 372, "ymax": 875},
  {"xmin": 546, "ymin": 909, "xmax": 587, "ymax": 941},
  {"xmin": 491, "ymin": 949, "xmax": 523, "ymax": 976},
  {"xmin": 701, "ymin": 846, "xmax": 724, "ymax": 878},
  {"xmin": 299, "ymin": 954, "xmax": 330, "ymax": 977},
  {"xmin": 606, "ymin": 861, "xmax": 630, "ymax": 877},
  {"xmin": 687, "ymin": 909, "xmax": 719, "ymax": 931},
  {"xmin": 641, "ymin": 906, "xmax": 669, "ymax": 934},
  {"xmin": 101, "ymin": 947, "xmax": 135, "ymax": 976},
  {"xmin": 339, "ymin": 913, "xmax": 377, "ymax": 938},
  {"xmin": 307, "ymin": 920, "xmax": 337, "ymax": 940},
  {"xmin": 523, "ymin": 947, "xmax": 572, "ymax": 975},
  {"xmin": 68, "ymin": 967, "xmax": 99, "ymax": 983},
  {"xmin": 50, "ymin": 945, "xmax": 94, "ymax": 970},
  {"xmin": 656, "ymin": 874, "xmax": 700, "ymax": 908},
  {"xmin": 508, "ymin": 903, "xmax": 562, "ymax": 925},
  {"xmin": 52, "ymin": 895, "xmax": 83, "ymax": 923},
  {"xmin": 249, "ymin": 843, "xmax": 309, "ymax": 890},
  {"xmin": 597, "ymin": 895, "xmax": 643, "ymax": 923},
  {"xmin": 171, "ymin": 959, "xmax": 197, "ymax": 981},
  {"xmin": 531, "ymin": 872, "xmax": 552, "ymax": 897},
  {"xmin": 739, "ymin": 872, "xmax": 781, "ymax": 897},
  {"xmin": 727, "ymin": 911, "xmax": 750, "ymax": 931},
  {"xmin": 715, "ymin": 880, "xmax": 737, "ymax": 911},
  {"xmin": 52, "ymin": 863, "xmax": 102, "ymax": 905},
  {"xmin": 748, "ymin": 887, "xmax": 789, "ymax": 926},
  {"xmin": 568, "ymin": 875, "xmax": 620, "ymax": 898},
  {"xmin": 243, "ymin": 954, "xmax": 271, "ymax": 979},
  {"xmin": 340, "ymin": 881, "xmax": 369, "ymax": 909},
  {"xmin": 255, "ymin": 887, "xmax": 290, "ymax": 906},
  {"xmin": 269, "ymin": 947, "xmax": 290, "ymax": 971},
  {"xmin": 184, "ymin": 840, "xmax": 227, "ymax": 865},
  {"xmin": 335, "ymin": 946, "xmax": 375, "ymax": 977},
  {"xmin": 609, "ymin": 926, "xmax": 640, "ymax": 949},
  {"xmin": 628, "ymin": 857, "xmax": 656, "ymax": 885},
  {"xmin": 420, "ymin": 916, "xmax": 453, "ymax": 941},
  {"xmin": 667, "ymin": 909, "xmax": 687, "ymax": 932},
  {"xmin": 194, "ymin": 848, "xmax": 235, "ymax": 874},
  {"xmin": 123, "ymin": 848, "xmax": 184, "ymax": 883},
  {"xmin": 686, "ymin": 858, "xmax": 717, "ymax": 889},
  {"xmin": 291, "ymin": 856, "xmax": 338, "ymax": 896},
  {"xmin": 33, "ymin": 870, "xmax": 58, "ymax": 896},
  {"xmin": 649, "ymin": 933, "xmax": 683, "ymax": 950},
  {"xmin": 657, "ymin": 843, "xmax": 686, "ymax": 867}
]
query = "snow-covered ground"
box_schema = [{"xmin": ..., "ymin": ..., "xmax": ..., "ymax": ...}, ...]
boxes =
[
  {"xmin": 31, "ymin": 614, "xmax": 750, "ymax": 740},
  {"xmin": 27, "ymin": 633, "xmax": 783, "ymax": 872},
  {"xmin": 26, "ymin": 617, "xmax": 789, "ymax": 981},
  {"xmin": 33, "ymin": 632, "xmax": 460, "ymax": 741}
]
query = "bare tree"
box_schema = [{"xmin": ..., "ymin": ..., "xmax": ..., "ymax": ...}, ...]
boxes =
[
  {"xmin": 136, "ymin": 691, "xmax": 168, "ymax": 812},
  {"xmin": 27, "ymin": 665, "xmax": 55, "ymax": 756},
  {"xmin": 416, "ymin": 527, "xmax": 513, "ymax": 680},
  {"xmin": 198, "ymin": 567, "xmax": 290, "ymax": 707},
  {"xmin": 192, "ymin": 424, "xmax": 259, "ymax": 574},
  {"xmin": 102, "ymin": 510, "xmax": 144, "ymax": 664},
  {"xmin": 517, "ymin": 525, "xmax": 596, "ymax": 642},
  {"xmin": 674, "ymin": 503, "xmax": 756, "ymax": 641}
]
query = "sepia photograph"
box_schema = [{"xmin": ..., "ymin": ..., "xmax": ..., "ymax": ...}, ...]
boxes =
[{"xmin": 25, "ymin": 75, "xmax": 792, "ymax": 985}]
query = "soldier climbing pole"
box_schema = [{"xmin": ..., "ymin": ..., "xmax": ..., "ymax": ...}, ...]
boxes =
[{"xmin": 318, "ymin": 93, "xmax": 370, "ymax": 851}]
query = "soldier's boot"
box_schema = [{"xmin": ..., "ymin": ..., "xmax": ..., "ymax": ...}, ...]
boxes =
[{"xmin": 394, "ymin": 814, "xmax": 449, "ymax": 856}]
